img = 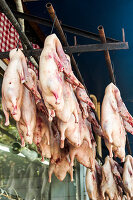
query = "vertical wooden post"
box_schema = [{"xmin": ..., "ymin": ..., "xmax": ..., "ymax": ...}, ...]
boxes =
[
  {"xmin": 97, "ymin": 102, "xmax": 102, "ymax": 157},
  {"xmin": 90, "ymin": 95, "xmax": 102, "ymax": 159}
]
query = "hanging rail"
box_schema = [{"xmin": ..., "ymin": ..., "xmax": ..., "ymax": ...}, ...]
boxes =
[
  {"xmin": 98, "ymin": 25, "xmax": 132, "ymax": 156},
  {"xmin": 0, "ymin": 0, "xmax": 39, "ymax": 66},
  {"xmin": 2, "ymin": 9, "xmax": 120, "ymax": 43},
  {"xmin": 0, "ymin": 42, "xmax": 128, "ymax": 59}
]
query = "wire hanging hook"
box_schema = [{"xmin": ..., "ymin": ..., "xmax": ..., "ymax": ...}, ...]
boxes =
[
  {"xmin": 16, "ymin": 22, "xmax": 22, "ymax": 51},
  {"xmin": 50, "ymin": 13, "xmax": 56, "ymax": 34}
]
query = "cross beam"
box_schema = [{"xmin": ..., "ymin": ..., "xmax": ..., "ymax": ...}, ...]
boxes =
[{"xmin": 0, "ymin": 42, "xmax": 128, "ymax": 59}]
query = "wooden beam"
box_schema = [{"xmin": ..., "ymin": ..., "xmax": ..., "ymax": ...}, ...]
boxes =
[
  {"xmin": 64, "ymin": 42, "xmax": 129, "ymax": 54},
  {"xmin": 9, "ymin": 10, "xmax": 120, "ymax": 43},
  {"xmin": 0, "ymin": 42, "xmax": 128, "ymax": 59}
]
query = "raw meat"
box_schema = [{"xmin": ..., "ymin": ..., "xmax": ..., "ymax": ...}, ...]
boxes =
[
  {"xmin": 101, "ymin": 156, "xmax": 123, "ymax": 200},
  {"xmin": 123, "ymin": 155, "xmax": 133, "ymax": 199},
  {"xmin": 61, "ymin": 54, "xmax": 84, "ymax": 89},
  {"xmin": 17, "ymin": 68, "xmax": 37, "ymax": 145},
  {"xmin": 88, "ymin": 109, "xmax": 103, "ymax": 137},
  {"xmin": 57, "ymin": 107, "xmax": 92, "ymax": 149},
  {"xmin": 34, "ymin": 112, "xmax": 52, "ymax": 160},
  {"xmin": 38, "ymin": 135, "xmax": 51, "ymax": 160},
  {"xmin": 114, "ymin": 85, "xmax": 133, "ymax": 128},
  {"xmin": 48, "ymin": 122, "xmax": 73, "ymax": 182},
  {"xmin": 86, "ymin": 160, "xmax": 103, "ymax": 200},
  {"xmin": 75, "ymin": 87, "xmax": 95, "ymax": 109},
  {"xmin": 69, "ymin": 139, "xmax": 96, "ymax": 169},
  {"xmin": 101, "ymin": 83, "xmax": 128, "ymax": 161},
  {"xmin": 33, "ymin": 112, "xmax": 50, "ymax": 146},
  {"xmin": 39, "ymin": 34, "xmax": 64, "ymax": 120},
  {"xmin": 2, "ymin": 48, "xmax": 26, "ymax": 125},
  {"xmin": 48, "ymin": 151, "xmax": 73, "ymax": 182},
  {"xmin": 55, "ymin": 73, "xmax": 78, "ymax": 123},
  {"xmin": 79, "ymin": 100, "xmax": 89, "ymax": 119}
]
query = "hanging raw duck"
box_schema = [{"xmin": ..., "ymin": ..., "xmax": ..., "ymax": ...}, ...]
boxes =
[
  {"xmin": 101, "ymin": 83, "xmax": 133, "ymax": 161},
  {"xmin": 2, "ymin": 48, "xmax": 27, "ymax": 125},
  {"xmin": 17, "ymin": 68, "xmax": 37, "ymax": 145},
  {"xmin": 39, "ymin": 34, "xmax": 64, "ymax": 120},
  {"xmin": 123, "ymin": 155, "xmax": 133, "ymax": 199}
]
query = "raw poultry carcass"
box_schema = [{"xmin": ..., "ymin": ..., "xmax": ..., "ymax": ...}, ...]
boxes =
[
  {"xmin": 87, "ymin": 109, "xmax": 103, "ymax": 137},
  {"xmin": 75, "ymin": 87, "xmax": 95, "ymax": 109},
  {"xmin": 57, "ymin": 114, "xmax": 80, "ymax": 148},
  {"xmin": 79, "ymin": 101, "xmax": 89, "ymax": 119},
  {"xmin": 48, "ymin": 123, "xmax": 73, "ymax": 182},
  {"xmin": 61, "ymin": 54, "xmax": 84, "ymax": 89},
  {"xmin": 33, "ymin": 111, "xmax": 50, "ymax": 146},
  {"xmin": 57, "ymin": 101, "xmax": 92, "ymax": 148},
  {"xmin": 101, "ymin": 83, "xmax": 132, "ymax": 161},
  {"xmin": 17, "ymin": 68, "xmax": 37, "ymax": 145},
  {"xmin": 86, "ymin": 160, "xmax": 103, "ymax": 200},
  {"xmin": 114, "ymin": 84, "xmax": 133, "ymax": 128},
  {"xmin": 34, "ymin": 113, "xmax": 51, "ymax": 160},
  {"xmin": 50, "ymin": 121, "xmax": 62, "ymax": 163},
  {"xmin": 48, "ymin": 150, "xmax": 73, "ymax": 183},
  {"xmin": 69, "ymin": 119, "xmax": 95, "ymax": 169},
  {"xmin": 25, "ymin": 67, "xmax": 41, "ymax": 104},
  {"xmin": 38, "ymin": 135, "xmax": 51, "ymax": 160},
  {"xmin": 101, "ymin": 156, "xmax": 123, "ymax": 200},
  {"xmin": 39, "ymin": 34, "xmax": 64, "ymax": 120},
  {"xmin": 38, "ymin": 119, "xmax": 61, "ymax": 163},
  {"xmin": 75, "ymin": 89, "xmax": 103, "ymax": 137},
  {"xmin": 123, "ymin": 155, "xmax": 133, "ymax": 199},
  {"xmin": 104, "ymin": 137, "xmax": 126, "ymax": 163},
  {"xmin": 2, "ymin": 48, "xmax": 26, "ymax": 125},
  {"xmin": 56, "ymin": 73, "xmax": 78, "ymax": 123},
  {"xmin": 52, "ymin": 39, "xmax": 83, "ymax": 89},
  {"xmin": 123, "ymin": 120, "xmax": 133, "ymax": 134},
  {"xmin": 78, "ymin": 100, "xmax": 103, "ymax": 137},
  {"xmin": 109, "ymin": 157, "xmax": 125, "ymax": 196},
  {"xmin": 69, "ymin": 139, "xmax": 96, "ymax": 169}
]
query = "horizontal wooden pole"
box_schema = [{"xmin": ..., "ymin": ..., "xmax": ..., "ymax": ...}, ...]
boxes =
[
  {"xmin": 64, "ymin": 42, "xmax": 129, "ymax": 54},
  {"xmin": 0, "ymin": 42, "xmax": 129, "ymax": 59},
  {"xmin": 6, "ymin": 10, "xmax": 120, "ymax": 43}
]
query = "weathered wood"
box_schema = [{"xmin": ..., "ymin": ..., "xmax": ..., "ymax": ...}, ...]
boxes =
[
  {"xmin": 8, "ymin": 10, "xmax": 120, "ymax": 43},
  {"xmin": 64, "ymin": 42, "xmax": 129, "ymax": 54},
  {"xmin": 0, "ymin": 42, "xmax": 128, "ymax": 59},
  {"xmin": 98, "ymin": 25, "xmax": 116, "ymax": 84}
]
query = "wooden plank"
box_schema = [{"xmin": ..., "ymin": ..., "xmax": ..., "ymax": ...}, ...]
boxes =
[
  {"xmin": 0, "ymin": 42, "xmax": 129, "ymax": 59},
  {"xmin": 64, "ymin": 42, "xmax": 129, "ymax": 54}
]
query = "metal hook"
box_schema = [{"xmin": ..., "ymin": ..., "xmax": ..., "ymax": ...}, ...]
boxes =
[
  {"xmin": 16, "ymin": 22, "xmax": 22, "ymax": 51},
  {"xmin": 50, "ymin": 13, "xmax": 56, "ymax": 34}
]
